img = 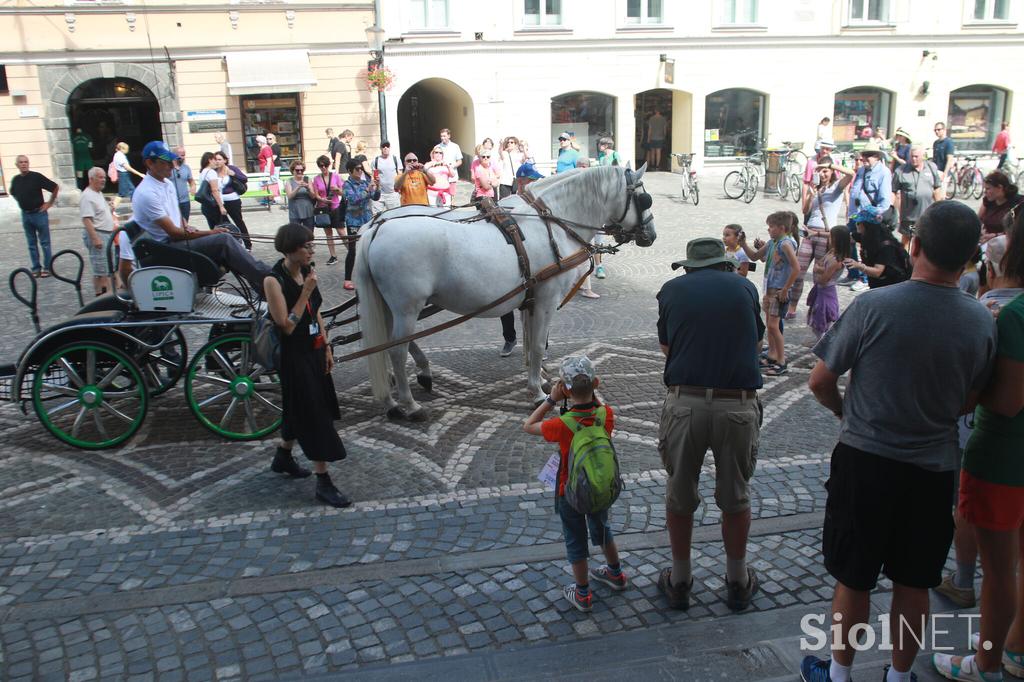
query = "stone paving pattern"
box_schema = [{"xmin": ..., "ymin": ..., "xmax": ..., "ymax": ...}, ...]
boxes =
[{"xmin": 0, "ymin": 173, "xmax": 981, "ymax": 680}]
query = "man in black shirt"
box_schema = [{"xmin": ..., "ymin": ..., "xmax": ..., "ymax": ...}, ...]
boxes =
[
  {"xmin": 655, "ymin": 237, "xmax": 765, "ymax": 613},
  {"xmin": 8, "ymin": 155, "xmax": 59, "ymax": 277}
]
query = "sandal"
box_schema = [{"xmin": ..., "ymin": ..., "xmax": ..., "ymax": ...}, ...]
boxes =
[
  {"xmin": 579, "ymin": 290, "xmax": 600, "ymax": 299},
  {"xmin": 759, "ymin": 355, "xmax": 780, "ymax": 368},
  {"xmin": 343, "ymin": 280, "xmax": 355, "ymax": 291},
  {"xmin": 762, "ymin": 362, "xmax": 788, "ymax": 377},
  {"xmin": 31, "ymin": 271, "xmax": 41, "ymax": 279},
  {"xmin": 38, "ymin": 270, "xmax": 51, "ymax": 278}
]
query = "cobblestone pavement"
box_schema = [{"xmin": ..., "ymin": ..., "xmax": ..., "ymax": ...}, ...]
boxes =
[{"xmin": 0, "ymin": 173, "xmax": 980, "ymax": 680}]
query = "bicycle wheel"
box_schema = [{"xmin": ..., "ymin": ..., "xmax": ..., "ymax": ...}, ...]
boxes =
[
  {"xmin": 680, "ymin": 177, "xmax": 689, "ymax": 203},
  {"xmin": 788, "ymin": 174, "xmax": 802, "ymax": 204},
  {"xmin": 777, "ymin": 172, "xmax": 789, "ymax": 199},
  {"xmin": 959, "ymin": 171, "xmax": 973, "ymax": 198},
  {"xmin": 787, "ymin": 150, "xmax": 808, "ymax": 174},
  {"xmin": 691, "ymin": 180, "xmax": 700, "ymax": 206},
  {"xmin": 724, "ymin": 171, "xmax": 745, "ymax": 199},
  {"xmin": 945, "ymin": 172, "xmax": 958, "ymax": 199},
  {"xmin": 743, "ymin": 169, "xmax": 758, "ymax": 204},
  {"xmin": 971, "ymin": 169, "xmax": 984, "ymax": 199}
]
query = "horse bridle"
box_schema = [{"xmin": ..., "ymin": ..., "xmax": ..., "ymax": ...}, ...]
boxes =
[{"xmin": 605, "ymin": 168, "xmax": 654, "ymax": 240}]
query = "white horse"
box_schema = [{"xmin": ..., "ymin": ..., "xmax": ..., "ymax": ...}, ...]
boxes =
[{"xmin": 352, "ymin": 164, "xmax": 656, "ymax": 420}]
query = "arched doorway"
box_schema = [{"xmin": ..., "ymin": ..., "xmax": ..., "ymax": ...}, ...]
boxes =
[
  {"xmin": 833, "ymin": 86, "xmax": 894, "ymax": 151},
  {"xmin": 551, "ymin": 91, "xmax": 616, "ymax": 161},
  {"xmin": 948, "ymin": 85, "xmax": 1009, "ymax": 152},
  {"xmin": 635, "ymin": 88, "xmax": 693, "ymax": 171},
  {"xmin": 397, "ymin": 78, "xmax": 475, "ymax": 179},
  {"xmin": 704, "ymin": 88, "xmax": 765, "ymax": 157},
  {"xmin": 67, "ymin": 78, "xmax": 162, "ymax": 189}
]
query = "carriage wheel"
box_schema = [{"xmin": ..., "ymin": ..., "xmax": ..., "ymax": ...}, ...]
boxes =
[
  {"xmin": 185, "ymin": 333, "xmax": 282, "ymax": 440},
  {"xmin": 32, "ymin": 342, "xmax": 148, "ymax": 449},
  {"xmin": 134, "ymin": 327, "xmax": 187, "ymax": 397}
]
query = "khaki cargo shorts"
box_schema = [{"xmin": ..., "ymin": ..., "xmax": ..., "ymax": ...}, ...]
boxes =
[{"xmin": 657, "ymin": 388, "xmax": 763, "ymax": 516}]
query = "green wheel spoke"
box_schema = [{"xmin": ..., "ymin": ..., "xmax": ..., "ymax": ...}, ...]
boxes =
[
  {"xmin": 194, "ymin": 373, "xmax": 232, "ymax": 388},
  {"xmin": 97, "ymin": 361, "xmax": 126, "ymax": 389},
  {"xmin": 86, "ymin": 350, "xmax": 97, "ymax": 385},
  {"xmin": 210, "ymin": 349, "xmax": 238, "ymax": 380},
  {"xmin": 251, "ymin": 390, "xmax": 282, "ymax": 412},
  {"xmin": 40, "ymin": 383, "xmax": 78, "ymax": 398},
  {"xmin": 220, "ymin": 397, "xmax": 240, "ymax": 428},
  {"xmin": 47, "ymin": 398, "xmax": 81, "ymax": 417},
  {"xmin": 58, "ymin": 358, "xmax": 85, "ymax": 389},
  {"xmin": 92, "ymin": 411, "xmax": 109, "ymax": 439},
  {"xmin": 100, "ymin": 402, "xmax": 134, "ymax": 424},
  {"xmin": 198, "ymin": 390, "xmax": 232, "ymax": 409},
  {"xmin": 71, "ymin": 406, "xmax": 89, "ymax": 438},
  {"xmin": 244, "ymin": 399, "xmax": 257, "ymax": 432}
]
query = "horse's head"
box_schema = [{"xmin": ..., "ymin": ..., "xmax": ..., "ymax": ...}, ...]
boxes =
[{"xmin": 606, "ymin": 164, "xmax": 656, "ymax": 247}]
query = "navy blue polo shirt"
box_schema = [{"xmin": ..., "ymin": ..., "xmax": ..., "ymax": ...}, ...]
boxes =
[{"xmin": 656, "ymin": 268, "xmax": 765, "ymax": 390}]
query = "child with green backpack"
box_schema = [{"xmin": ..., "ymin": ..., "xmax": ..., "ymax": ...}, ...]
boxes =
[{"xmin": 523, "ymin": 356, "xmax": 626, "ymax": 613}]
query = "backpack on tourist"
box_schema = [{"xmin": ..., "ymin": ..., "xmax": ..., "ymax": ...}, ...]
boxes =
[{"xmin": 559, "ymin": 407, "xmax": 623, "ymax": 514}]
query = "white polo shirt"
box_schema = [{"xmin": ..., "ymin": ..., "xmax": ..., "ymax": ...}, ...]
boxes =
[{"xmin": 131, "ymin": 173, "xmax": 181, "ymax": 243}]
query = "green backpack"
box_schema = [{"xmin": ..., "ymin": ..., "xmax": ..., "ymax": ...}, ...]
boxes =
[{"xmin": 559, "ymin": 407, "xmax": 623, "ymax": 514}]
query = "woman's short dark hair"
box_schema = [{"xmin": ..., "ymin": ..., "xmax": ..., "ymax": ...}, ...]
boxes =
[
  {"xmin": 200, "ymin": 151, "xmax": 214, "ymax": 170},
  {"xmin": 984, "ymin": 170, "xmax": 1018, "ymax": 198},
  {"xmin": 274, "ymin": 223, "xmax": 314, "ymax": 255},
  {"xmin": 598, "ymin": 136, "xmax": 615, "ymax": 149},
  {"xmin": 213, "ymin": 150, "xmax": 229, "ymax": 163},
  {"xmin": 289, "ymin": 159, "xmax": 305, "ymax": 173},
  {"xmin": 316, "ymin": 154, "xmax": 331, "ymax": 168},
  {"xmin": 346, "ymin": 159, "xmax": 361, "ymax": 173}
]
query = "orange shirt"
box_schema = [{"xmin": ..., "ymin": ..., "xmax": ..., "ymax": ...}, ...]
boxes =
[
  {"xmin": 541, "ymin": 404, "xmax": 615, "ymax": 496},
  {"xmin": 397, "ymin": 170, "xmax": 429, "ymax": 206}
]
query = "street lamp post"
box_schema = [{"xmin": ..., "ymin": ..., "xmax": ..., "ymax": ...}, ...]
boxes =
[{"xmin": 366, "ymin": 24, "xmax": 387, "ymax": 143}]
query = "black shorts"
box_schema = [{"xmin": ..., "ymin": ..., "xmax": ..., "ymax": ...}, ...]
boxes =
[{"xmin": 823, "ymin": 442, "xmax": 954, "ymax": 591}]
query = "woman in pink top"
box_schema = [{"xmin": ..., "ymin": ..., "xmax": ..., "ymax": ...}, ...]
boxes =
[
  {"xmin": 425, "ymin": 147, "xmax": 455, "ymax": 207},
  {"xmin": 257, "ymin": 135, "xmax": 273, "ymax": 174},
  {"xmin": 309, "ymin": 154, "xmax": 342, "ymax": 266},
  {"xmin": 472, "ymin": 149, "xmax": 499, "ymax": 204},
  {"xmin": 469, "ymin": 138, "xmax": 495, "ymax": 176}
]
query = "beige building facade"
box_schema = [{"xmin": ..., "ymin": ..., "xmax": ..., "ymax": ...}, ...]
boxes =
[{"xmin": 0, "ymin": 1, "xmax": 380, "ymax": 194}]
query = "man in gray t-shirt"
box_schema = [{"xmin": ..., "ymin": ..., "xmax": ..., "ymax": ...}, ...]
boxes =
[
  {"xmin": 798, "ymin": 201, "xmax": 996, "ymax": 682},
  {"xmin": 893, "ymin": 145, "xmax": 941, "ymax": 248}
]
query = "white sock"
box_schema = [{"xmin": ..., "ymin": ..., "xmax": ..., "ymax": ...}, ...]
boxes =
[
  {"xmin": 829, "ymin": 659, "xmax": 851, "ymax": 682},
  {"xmin": 886, "ymin": 665, "xmax": 912, "ymax": 682}
]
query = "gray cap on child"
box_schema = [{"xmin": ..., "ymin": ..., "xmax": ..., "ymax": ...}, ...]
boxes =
[{"xmin": 560, "ymin": 356, "xmax": 596, "ymax": 390}]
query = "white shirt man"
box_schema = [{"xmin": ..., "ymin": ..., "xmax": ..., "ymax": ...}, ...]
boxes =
[
  {"xmin": 438, "ymin": 128, "xmax": 463, "ymax": 174},
  {"xmin": 372, "ymin": 141, "xmax": 403, "ymax": 212},
  {"xmin": 79, "ymin": 166, "xmax": 115, "ymax": 294}
]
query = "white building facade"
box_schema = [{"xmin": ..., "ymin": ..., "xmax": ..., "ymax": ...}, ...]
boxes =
[{"xmin": 379, "ymin": 0, "xmax": 1024, "ymax": 172}]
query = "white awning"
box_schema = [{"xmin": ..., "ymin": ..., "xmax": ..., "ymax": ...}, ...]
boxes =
[{"xmin": 225, "ymin": 50, "xmax": 317, "ymax": 96}]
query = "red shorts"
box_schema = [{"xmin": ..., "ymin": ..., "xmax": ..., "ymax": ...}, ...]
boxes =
[{"xmin": 959, "ymin": 470, "xmax": 1024, "ymax": 531}]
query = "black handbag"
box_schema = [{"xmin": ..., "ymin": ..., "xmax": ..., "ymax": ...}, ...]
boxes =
[
  {"xmin": 228, "ymin": 166, "xmax": 248, "ymax": 195},
  {"xmin": 195, "ymin": 179, "xmax": 213, "ymax": 205},
  {"xmin": 313, "ymin": 209, "xmax": 332, "ymax": 228}
]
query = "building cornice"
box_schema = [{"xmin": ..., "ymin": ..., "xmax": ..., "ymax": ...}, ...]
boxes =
[
  {"xmin": 0, "ymin": 2, "xmax": 371, "ymax": 15},
  {"xmin": 383, "ymin": 31, "xmax": 1024, "ymax": 57},
  {"xmin": 0, "ymin": 43, "xmax": 373, "ymax": 65}
]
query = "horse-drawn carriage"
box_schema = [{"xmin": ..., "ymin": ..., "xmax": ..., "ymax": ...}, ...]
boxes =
[{"xmin": 2, "ymin": 164, "xmax": 656, "ymax": 448}]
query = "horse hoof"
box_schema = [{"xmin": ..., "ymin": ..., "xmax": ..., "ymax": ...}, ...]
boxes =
[
  {"xmin": 385, "ymin": 406, "xmax": 406, "ymax": 421},
  {"xmin": 417, "ymin": 375, "xmax": 433, "ymax": 392},
  {"xmin": 541, "ymin": 381, "xmax": 552, "ymax": 394},
  {"xmin": 407, "ymin": 407, "xmax": 431, "ymax": 422}
]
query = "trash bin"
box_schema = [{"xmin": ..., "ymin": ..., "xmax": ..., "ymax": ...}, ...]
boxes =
[{"xmin": 765, "ymin": 149, "xmax": 785, "ymax": 194}]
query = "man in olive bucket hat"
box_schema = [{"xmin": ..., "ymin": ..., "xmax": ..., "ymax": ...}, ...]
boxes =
[{"xmin": 656, "ymin": 237, "xmax": 765, "ymax": 612}]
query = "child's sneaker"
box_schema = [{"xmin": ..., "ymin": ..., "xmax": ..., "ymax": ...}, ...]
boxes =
[
  {"xmin": 563, "ymin": 584, "xmax": 593, "ymax": 612},
  {"xmin": 971, "ymin": 632, "xmax": 1024, "ymax": 677},
  {"xmin": 589, "ymin": 565, "xmax": 628, "ymax": 591},
  {"xmin": 933, "ymin": 653, "xmax": 997, "ymax": 681}
]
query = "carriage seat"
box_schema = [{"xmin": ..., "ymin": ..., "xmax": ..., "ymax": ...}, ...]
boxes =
[{"xmin": 122, "ymin": 222, "xmax": 224, "ymax": 288}]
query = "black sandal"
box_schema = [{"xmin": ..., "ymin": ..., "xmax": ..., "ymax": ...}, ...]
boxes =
[{"xmin": 763, "ymin": 362, "xmax": 788, "ymax": 377}]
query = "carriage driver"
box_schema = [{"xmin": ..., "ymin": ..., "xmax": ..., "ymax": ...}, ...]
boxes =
[{"xmin": 131, "ymin": 141, "xmax": 272, "ymax": 295}]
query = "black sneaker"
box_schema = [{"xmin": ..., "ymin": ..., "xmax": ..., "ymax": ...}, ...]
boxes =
[
  {"xmin": 270, "ymin": 447, "xmax": 311, "ymax": 478},
  {"xmin": 657, "ymin": 567, "xmax": 692, "ymax": 610},
  {"xmin": 326, "ymin": 256, "xmax": 339, "ymax": 266},
  {"xmin": 725, "ymin": 567, "xmax": 759, "ymax": 611},
  {"xmin": 500, "ymin": 339, "xmax": 516, "ymax": 357},
  {"xmin": 838, "ymin": 273, "xmax": 859, "ymax": 286},
  {"xmin": 315, "ymin": 475, "xmax": 352, "ymax": 508}
]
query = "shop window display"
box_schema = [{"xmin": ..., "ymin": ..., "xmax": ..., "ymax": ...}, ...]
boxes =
[
  {"xmin": 550, "ymin": 91, "xmax": 616, "ymax": 160},
  {"xmin": 704, "ymin": 89, "xmax": 764, "ymax": 157},
  {"xmin": 833, "ymin": 87, "xmax": 892, "ymax": 150},
  {"xmin": 948, "ymin": 85, "xmax": 1007, "ymax": 152},
  {"xmin": 242, "ymin": 94, "xmax": 303, "ymax": 173}
]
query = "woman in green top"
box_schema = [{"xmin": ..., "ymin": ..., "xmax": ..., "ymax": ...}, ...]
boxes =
[
  {"xmin": 934, "ymin": 231, "xmax": 1024, "ymax": 681},
  {"xmin": 596, "ymin": 137, "xmax": 620, "ymax": 167}
]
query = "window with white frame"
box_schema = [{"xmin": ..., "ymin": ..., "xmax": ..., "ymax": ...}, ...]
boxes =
[
  {"xmin": 626, "ymin": 0, "xmax": 663, "ymax": 24},
  {"xmin": 720, "ymin": 0, "xmax": 759, "ymax": 25},
  {"xmin": 407, "ymin": 0, "xmax": 449, "ymax": 30},
  {"xmin": 971, "ymin": 0, "xmax": 1011, "ymax": 21},
  {"xmin": 848, "ymin": 0, "xmax": 891, "ymax": 23},
  {"xmin": 524, "ymin": 0, "xmax": 562, "ymax": 26}
]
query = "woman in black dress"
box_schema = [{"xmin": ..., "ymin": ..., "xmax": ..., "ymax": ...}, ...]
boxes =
[{"xmin": 265, "ymin": 223, "xmax": 350, "ymax": 507}]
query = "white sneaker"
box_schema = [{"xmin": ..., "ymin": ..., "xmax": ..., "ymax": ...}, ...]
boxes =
[
  {"xmin": 933, "ymin": 653, "xmax": 1001, "ymax": 681},
  {"xmin": 850, "ymin": 280, "xmax": 870, "ymax": 292},
  {"xmin": 970, "ymin": 632, "xmax": 1024, "ymax": 677}
]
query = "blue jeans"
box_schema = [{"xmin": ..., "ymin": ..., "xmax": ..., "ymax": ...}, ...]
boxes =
[
  {"xmin": 21, "ymin": 210, "xmax": 52, "ymax": 272},
  {"xmin": 556, "ymin": 496, "xmax": 613, "ymax": 563}
]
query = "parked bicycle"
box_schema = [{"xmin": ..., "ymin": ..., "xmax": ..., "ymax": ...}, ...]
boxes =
[
  {"xmin": 672, "ymin": 152, "xmax": 700, "ymax": 206},
  {"xmin": 944, "ymin": 156, "xmax": 984, "ymax": 200},
  {"xmin": 724, "ymin": 152, "xmax": 764, "ymax": 204}
]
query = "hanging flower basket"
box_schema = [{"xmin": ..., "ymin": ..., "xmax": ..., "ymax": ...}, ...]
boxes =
[{"xmin": 364, "ymin": 64, "xmax": 395, "ymax": 92}]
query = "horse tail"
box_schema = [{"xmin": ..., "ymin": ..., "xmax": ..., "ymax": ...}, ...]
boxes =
[{"xmin": 353, "ymin": 225, "xmax": 393, "ymax": 405}]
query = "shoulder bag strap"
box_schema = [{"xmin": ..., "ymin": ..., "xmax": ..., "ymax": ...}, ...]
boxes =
[{"xmin": 817, "ymin": 188, "xmax": 829, "ymax": 231}]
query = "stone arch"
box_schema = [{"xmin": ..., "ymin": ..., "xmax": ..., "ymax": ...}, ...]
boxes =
[{"xmin": 38, "ymin": 62, "xmax": 182, "ymax": 186}]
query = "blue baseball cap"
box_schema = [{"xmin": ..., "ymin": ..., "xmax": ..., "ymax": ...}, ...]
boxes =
[
  {"xmin": 142, "ymin": 141, "xmax": 180, "ymax": 163},
  {"xmin": 849, "ymin": 205, "xmax": 883, "ymax": 224}
]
